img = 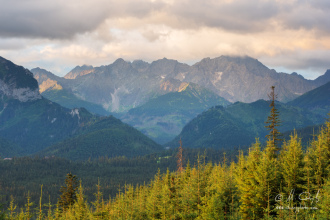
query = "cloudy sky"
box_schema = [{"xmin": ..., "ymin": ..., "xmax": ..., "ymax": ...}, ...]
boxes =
[{"xmin": 0, "ymin": 0, "xmax": 329, "ymax": 79}]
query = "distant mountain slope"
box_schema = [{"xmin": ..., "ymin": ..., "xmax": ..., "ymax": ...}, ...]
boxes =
[
  {"xmin": 287, "ymin": 81, "xmax": 330, "ymax": 117},
  {"xmin": 166, "ymin": 100, "xmax": 324, "ymax": 149},
  {"xmin": 32, "ymin": 67, "xmax": 64, "ymax": 93},
  {"xmin": 38, "ymin": 116, "xmax": 163, "ymax": 160},
  {"xmin": 0, "ymin": 56, "xmax": 162, "ymax": 159},
  {"xmin": 282, "ymin": 124, "xmax": 323, "ymax": 147},
  {"xmin": 0, "ymin": 137, "xmax": 22, "ymax": 158},
  {"xmin": 32, "ymin": 56, "xmax": 330, "ymax": 114},
  {"xmin": 41, "ymin": 89, "xmax": 109, "ymax": 116},
  {"xmin": 313, "ymin": 69, "xmax": 330, "ymax": 86},
  {"xmin": 0, "ymin": 98, "xmax": 92, "ymax": 154},
  {"xmin": 181, "ymin": 56, "xmax": 318, "ymax": 103},
  {"xmin": 31, "ymin": 67, "xmax": 109, "ymax": 116},
  {"xmin": 121, "ymin": 83, "xmax": 230, "ymax": 144},
  {"xmin": 0, "ymin": 57, "xmax": 87, "ymax": 154}
]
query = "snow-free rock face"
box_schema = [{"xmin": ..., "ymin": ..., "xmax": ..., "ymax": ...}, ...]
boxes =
[{"xmin": 0, "ymin": 56, "xmax": 41, "ymax": 102}]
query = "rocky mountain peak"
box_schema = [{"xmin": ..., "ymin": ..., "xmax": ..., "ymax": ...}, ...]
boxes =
[
  {"xmin": 132, "ymin": 60, "xmax": 150, "ymax": 72},
  {"xmin": 64, "ymin": 65, "xmax": 94, "ymax": 79},
  {"xmin": 109, "ymin": 58, "xmax": 134, "ymax": 72},
  {"xmin": 291, "ymin": 72, "xmax": 305, "ymax": 80},
  {"xmin": 0, "ymin": 56, "xmax": 41, "ymax": 102},
  {"xmin": 314, "ymin": 69, "xmax": 330, "ymax": 86},
  {"xmin": 113, "ymin": 58, "xmax": 129, "ymax": 66}
]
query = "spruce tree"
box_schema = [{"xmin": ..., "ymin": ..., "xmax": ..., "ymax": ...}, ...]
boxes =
[
  {"xmin": 265, "ymin": 86, "xmax": 281, "ymax": 154},
  {"xmin": 279, "ymin": 131, "xmax": 305, "ymax": 209},
  {"xmin": 58, "ymin": 173, "xmax": 79, "ymax": 212},
  {"xmin": 177, "ymin": 138, "xmax": 184, "ymax": 173}
]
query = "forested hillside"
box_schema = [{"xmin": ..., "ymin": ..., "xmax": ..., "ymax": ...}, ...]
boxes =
[
  {"xmin": 37, "ymin": 115, "xmax": 163, "ymax": 160},
  {"xmin": 167, "ymin": 100, "xmax": 324, "ymax": 149},
  {"xmin": 1, "ymin": 115, "xmax": 330, "ymax": 219},
  {"xmin": 0, "ymin": 147, "xmax": 236, "ymax": 209},
  {"xmin": 288, "ymin": 80, "xmax": 330, "ymax": 117}
]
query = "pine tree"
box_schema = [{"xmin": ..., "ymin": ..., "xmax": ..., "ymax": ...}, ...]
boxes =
[
  {"xmin": 58, "ymin": 173, "xmax": 79, "ymax": 212},
  {"xmin": 265, "ymin": 86, "xmax": 281, "ymax": 154},
  {"xmin": 177, "ymin": 138, "xmax": 184, "ymax": 173},
  {"xmin": 38, "ymin": 185, "xmax": 44, "ymax": 220},
  {"xmin": 317, "ymin": 176, "xmax": 330, "ymax": 219},
  {"xmin": 7, "ymin": 195, "xmax": 16, "ymax": 220},
  {"xmin": 280, "ymin": 131, "xmax": 304, "ymax": 191},
  {"xmin": 308, "ymin": 123, "xmax": 330, "ymax": 191},
  {"xmin": 71, "ymin": 181, "xmax": 89, "ymax": 220},
  {"xmin": 278, "ymin": 131, "xmax": 305, "ymax": 218},
  {"xmin": 25, "ymin": 191, "xmax": 34, "ymax": 220}
]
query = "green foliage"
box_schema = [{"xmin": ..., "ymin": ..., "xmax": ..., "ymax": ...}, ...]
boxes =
[
  {"xmin": 0, "ymin": 147, "xmax": 232, "ymax": 211},
  {"xmin": 58, "ymin": 173, "xmax": 79, "ymax": 212},
  {"xmin": 3, "ymin": 114, "xmax": 330, "ymax": 219},
  {"xmin": 265, "ymin": 86, "xmax": 282, "ymax": 152},
  {"xmin": 38, "ymin": 116, "xmax": 163, "ymax": 160},
  {"xmin": 279, "ymin": 132, "xmax": 305, "ymax": 195}
]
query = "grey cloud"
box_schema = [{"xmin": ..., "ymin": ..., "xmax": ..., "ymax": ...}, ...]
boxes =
[
  {"xmin": 167, "ymin": 0, "xmax": 280, "ymax": 32},
  {"xmin": 2, "ymin": 0, "xmax": 330, "ymax": 40},
  {"xmin": 164, "ymin": 0, "xmax": 330, "ymax": 35},
  {"xmin": 280, "ymin": 1, "xmax": 330, "ymax": 34},
  {"xmin": 0, "ymin": 0, "xmax": 164, "ymax": 39},
  {"xmin": 0, "ymin": 38, "xmax": 28, "ymax": 50},
  {"xmin": 260, "ymin": 50, "xmax": 330, "ymax": 79}
]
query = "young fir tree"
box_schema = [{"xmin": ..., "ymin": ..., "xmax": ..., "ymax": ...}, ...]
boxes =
[
  {"xmin": 278, "ymin": 131, "xmax": 305, "ymax": 216},
  {"xmin": 7, "ymin": 195, "xmax": 16, "ymax": 220},
  {"xmin": 265, "ymin": 86, "xmax": 281, "ymax": 154},
  {"xmin": 235, "ymin": 139, "xmax": 263, "ymax": 219},
  {"xmin": 177, "ymin": 138, "xmax": 184, "ymax": 173},
  {"xmin": 308, "ymin": 123, "xmax": 330, "ymax": 191},
  {"xmin": 317, "ymin": 176, "xmax": 330, "ymax": 219},
  {"xmin": 58, "ymin": 173, "xmax": 79, "ymax": 212}
]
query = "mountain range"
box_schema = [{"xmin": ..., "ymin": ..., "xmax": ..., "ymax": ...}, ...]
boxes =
[
  {"xmin": 31, "ymin": 56, "xmax": 330, "ymax": 114},
  {"xmin": 31, "ymin": 55, "xmax": 330, "ymax": 144},
  {"xmin": 1, "ymin": 55, "xmax": 329, "ymax": 160},
  {"xmin": 0, "ymin": 56, "xmax": 162, "ymax": 158}
]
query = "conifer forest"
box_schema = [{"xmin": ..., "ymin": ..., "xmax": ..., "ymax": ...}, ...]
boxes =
[{"xmin": 1, "ymin": 109, "xmax": 330, "ymax": 219}]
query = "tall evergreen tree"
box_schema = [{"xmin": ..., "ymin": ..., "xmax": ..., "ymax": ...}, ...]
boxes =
[
  {"xmin": 265, "ymin": 86, "xmax": 282, "ymax": 154},
  {"xmin": 177, "ymin": 138, "xmax": 184, "ymax": 173},
  {"xmin": 58, "ymin": 173, "xmax": 79, "ymax": 212}
]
